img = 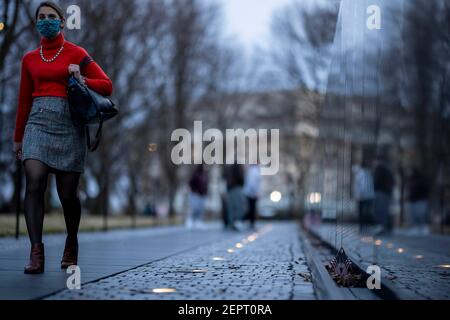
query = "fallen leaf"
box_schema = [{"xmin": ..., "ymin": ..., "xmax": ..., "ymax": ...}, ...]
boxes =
[{"xmin": 298, "ymin": 272, "xmax": 312, "ymax": 282}]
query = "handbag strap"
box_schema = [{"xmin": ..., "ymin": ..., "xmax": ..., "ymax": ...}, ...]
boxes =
[
  {"xmin": 79, "ymin": 55, "xmax": 103, "ymax": 153},
  {"xmin": 86, "ymin": 118, "xmax": 104, "ymax": 152}
]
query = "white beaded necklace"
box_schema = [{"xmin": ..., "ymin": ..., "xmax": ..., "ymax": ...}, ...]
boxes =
[{"xmin": 40, "ymin": 42, "xmax": 65, "ymax": 63}]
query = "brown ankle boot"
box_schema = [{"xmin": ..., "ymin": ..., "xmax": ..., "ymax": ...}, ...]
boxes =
[
  {"xmin": 61, "ymin": 238, "xmax": 78, "ymax": 269},
  {"xmin": 24, "ymin": 243, "xmax": 45, "ymax": 274}
]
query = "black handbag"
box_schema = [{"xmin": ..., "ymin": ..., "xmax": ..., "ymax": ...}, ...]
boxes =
[{"xmin": 67, "ymin": 57, "xmax": 118, "ymax": 152}]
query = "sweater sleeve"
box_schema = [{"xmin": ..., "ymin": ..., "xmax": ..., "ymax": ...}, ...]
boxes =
[
  {"xmin": 13, "ymin": 56, "xmax": 34, "ymax": 143},
  {"xmin": 79, "ymin": 52, "xmax": 113, "ymax": 96}
]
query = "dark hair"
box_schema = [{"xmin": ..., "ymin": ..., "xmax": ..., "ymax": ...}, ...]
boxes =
[{"xmin": 35, "ymin": 1, "xmax": 65, "ymax": 21}]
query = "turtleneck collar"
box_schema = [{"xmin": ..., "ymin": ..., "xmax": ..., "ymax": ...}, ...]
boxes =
[{"xmin": 41, "ymin": 32, "xmax": 65, "ymax": 50}]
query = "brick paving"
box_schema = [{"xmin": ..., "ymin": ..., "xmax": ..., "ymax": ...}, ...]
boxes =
[{"xmin": 46, "ymin": 223, "xmax": 316, "ymax": 300}]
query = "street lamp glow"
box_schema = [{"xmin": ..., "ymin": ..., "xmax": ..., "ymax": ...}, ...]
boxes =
[
  {"xmin": 414, "ymin": 255, "xmax": 424, "ymax": 259},
  {"xmin": 148, "ymin": 143, "xmax": 157, "ymax": 152},
  {"xmin": 270, "ymin": 191, "xmax": 282, "ymax": 203},
  {"xmin": 308, "ymin": 192, "xmax": 322, "ymax": 204},
  {"xmin": 0, "ymin": 23, "xmax": 5, "ymax": 31},
  {"xmin": 397, "ymin": 248, "xmax": 405, "ymax": 254},
  {"xmin": 438, "ymin": 264, "xmax": 450, "ymax": 269},
  {"xmin": 235, "ymin": 243, "xmax": 243, "ymax": 249},
  {"xmin": 227, "ymin": 249, "xmax": 235, "ymax": 253}
]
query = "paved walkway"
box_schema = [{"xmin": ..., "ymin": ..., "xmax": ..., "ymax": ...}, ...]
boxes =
[
  {"xmin": 308, "ymin": 223, "xmax": 450, "ymax": 300},
  {"xmin": 0, "ymin": 222, "xmax": 315, "ymax": 300}
]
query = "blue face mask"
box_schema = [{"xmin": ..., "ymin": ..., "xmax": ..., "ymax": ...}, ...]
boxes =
[{"xmin": 36, "ymin": 19, "xmax": 61, "ymax": 39}]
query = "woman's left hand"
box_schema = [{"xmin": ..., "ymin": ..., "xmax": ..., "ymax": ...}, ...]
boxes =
[{"xmin": 68, "ymin": 64, "xmax": 85, "ymax": 84}]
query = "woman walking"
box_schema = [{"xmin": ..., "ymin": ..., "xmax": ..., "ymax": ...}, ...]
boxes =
[{"xmin": 12, "ymin": 1, "xmax": 113, "ymax": 274}]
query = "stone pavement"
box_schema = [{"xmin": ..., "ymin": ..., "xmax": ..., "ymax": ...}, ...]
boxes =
[
  {"xmin": 0, "ymin": 224, "xmax": 234, "ymax": 299},
  {"xmin": 0, "ymin": 222, "xmax": 315, "ymax": 300},
  {"xmin": 46, "ymin": 223, "xmax": 315, "ymax": 300},
  {"xmin": 308, "ymin": 223, "xmax": 450, "ymax": 300}
]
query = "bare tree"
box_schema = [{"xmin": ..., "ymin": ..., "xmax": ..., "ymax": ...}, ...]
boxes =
[
  {"xmin": 399, "ymin": 0, "xmax": 450, "ymax": 218},
  {"xmin": 270, "ymin": 1, "xmax": 339, "ymax": 91},
  {"xmin": 0, "ymin": 0, "xmax": 254, "ymax": 222},
  {"xmin": 266, "ymin": 1, "xmax": 339, "ymax": 212},
  {"xmin": 61, "ymin": 0, "xmax": 174, "ymax": 220},
  {"xmin": 0, "ymin": 0, "xmax": 37, "ymax": 212},
  {"xmin": 150, "ymin": 0, "xmax": 229, "ymax": 217}
]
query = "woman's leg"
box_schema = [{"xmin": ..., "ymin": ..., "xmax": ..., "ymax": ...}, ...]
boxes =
[
  {"xmin": 24, "ymin": 160, "xmax": 51, "ymax": 245},
  {"xmin": 197, "ymin": 196, "xmax": 206, "ymax": 222},
  {"xmin": 55, "ymin": 171, "xmax": 81, "ymax": 241}
]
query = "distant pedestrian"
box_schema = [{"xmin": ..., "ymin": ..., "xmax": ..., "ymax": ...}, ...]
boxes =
[
  {"xmin": 223, "ymin": 164, "xmax": 247, "ymax": 231},
  {"xmin": 373, "ymin": 152, "xmax": 395, "ymax": 234},
  {"xmin": 143, "ymin": 201, "xmax": 156, "ymax": 217},
  {"xmin": 243, "ymin": 164, "xmax": 261, "ymax": 230},
  {"xmin": 406, "ymin": 167, "xmax": 430, "ymax": 235},
  {"xmin": 219, "ymin": 173, "xmax": 229, "ymax": 229},
  {"xmin": 353, "ymin": 157, "xmax": 375, "ymax": 234},
  {"xmin": 187, "ymin": 165, "xmax": 209, "ymax": 229}
]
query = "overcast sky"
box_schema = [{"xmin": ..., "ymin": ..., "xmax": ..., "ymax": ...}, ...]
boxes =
[{"xmin": 220, "ymin": 0, "xmax": 294, "ymax": 53}]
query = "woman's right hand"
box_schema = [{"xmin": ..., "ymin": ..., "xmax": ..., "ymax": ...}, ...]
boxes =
[{"xmin": 13, "ymin": 142, "xmax": 23, "ymax": 161}]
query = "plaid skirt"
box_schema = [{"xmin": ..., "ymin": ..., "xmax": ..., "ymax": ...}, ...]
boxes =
[{"xmin": 22, "ymin": 97, "xmax": 86, "ymax": 173}]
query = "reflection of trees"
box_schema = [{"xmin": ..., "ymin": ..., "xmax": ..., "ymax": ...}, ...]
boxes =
[
  {"xmin": 271, "ymin": 1, "xmax": 339, "ymax": 91},
  {"xmin": 322, "ymin": 0, "xmax": 450, "ymax": 225},
  {"xmin": 267, "ymin": 1, "xmax": 339, "ymax": 212},
  {"xmin": 396, "ymin": 0, "xmax": 450, "ymax": 222},
  {"xmin": 299, "ymin": 0, "xmax": 448, "ymax": 224}
]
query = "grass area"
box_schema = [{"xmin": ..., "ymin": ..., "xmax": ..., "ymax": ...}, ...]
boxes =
[{"xmin": 0, "ymin": 212, "xmax": 183, "ymax": 237}]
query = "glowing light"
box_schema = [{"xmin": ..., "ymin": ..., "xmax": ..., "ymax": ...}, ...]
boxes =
[
  {"xmin": 192, "ymin": 269, "xmax": 207, "ymax": 273},
  {"xmin": 414, "ymin": 255, "xmax": 424, "ymax": 259},
  {"xmin": 374, "ymin": 240, "xmax": 382, "ymax": 246},
  {"xmin": 235, "ymin": 243, "xmax": 243, "ymax": 249},
  {"xmin": 397, "ymin": 248, "xmax": 405, "ymax": 254},
  {"xmin": 270, "ymin": 191, "xmax": 282, "ymax": 203},
  {"xmin": 227, "ymin": 249, "xmax": 235, "ymax": 253},
  {"xmin": 212, "ymin": 257, "xmax": 225, "ymax": 261},
  {"xmin": 152, "ymin": 288, "xmax": 176, "ymax": 293},
  {"xmin": 0, "ymin": 23, "xmax": 5, "ymax": 31},
  {"xmin": 308, "ymin": 192, "xmax": 322, "ymax": 204},
  {"xmin": 437, "ymin": 264, "xmax": 450, "ymax": 269},
  {"xmin": 148, "ymin": 143, "xmax": 157, "ymax": 152},
  {"xmin": 247, "ymin": 235, "xmax": 257, "ymax": 242}
]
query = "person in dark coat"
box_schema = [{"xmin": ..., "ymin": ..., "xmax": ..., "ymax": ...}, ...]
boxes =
[
  {"xmin": 373, "ymin": 153, "xmax": 395, "ymax": 234},
  {"xmin": 406, "ymin": 167, "xmax": 430, "ymax": 235},
  {"xmin": 223, "ymin": 164, "xmax": 247, "ymax": 231},
  {"xmin": 187, "ymin": 165, "xmax": 209, "ymax": 229}
]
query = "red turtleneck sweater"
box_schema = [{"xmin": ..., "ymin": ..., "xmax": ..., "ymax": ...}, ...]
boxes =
[{"xmin": 13, "ymin": 32, "xmax": 113, "ymax": 143}]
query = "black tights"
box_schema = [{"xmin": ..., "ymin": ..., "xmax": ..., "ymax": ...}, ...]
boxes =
[{"xmin": 24, "ymin": 160, "xmax": 81, "ymax": 245}]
